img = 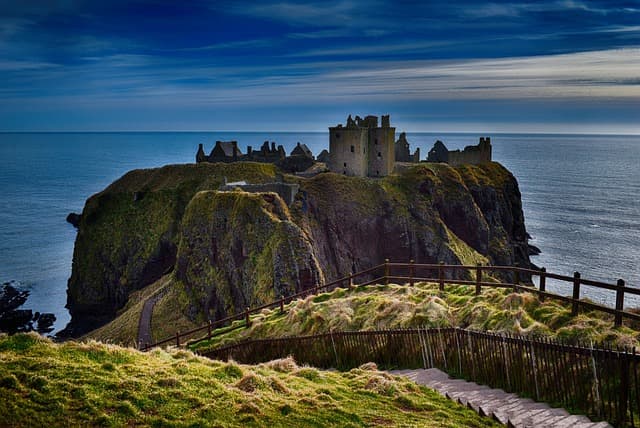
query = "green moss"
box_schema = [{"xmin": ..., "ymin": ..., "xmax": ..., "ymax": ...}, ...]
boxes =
[
  {"xmin": 69, "ymin": 163, "xmax": 278, "ymax": 316},
  {"xmin": 0, "ymin": 333, "xmax": 499, "ymax": 427}
]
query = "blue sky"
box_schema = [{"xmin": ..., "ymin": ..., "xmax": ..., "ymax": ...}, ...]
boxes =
[{"xmin": 1, "ymin": 0, "xmax": 639, "ymax": 133}]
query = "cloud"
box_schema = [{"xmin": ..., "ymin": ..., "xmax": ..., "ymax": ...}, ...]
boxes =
[
  {"xmin": 14, "ymin": 47, "xmax": 636, "ymax": 107},
  {"xmin": 172, "ymin": 39, "xmax": 275, "ymax": 52},
  {"xmin": 225, "ymin": 1, "xmax": 363, "ymax": 27}
]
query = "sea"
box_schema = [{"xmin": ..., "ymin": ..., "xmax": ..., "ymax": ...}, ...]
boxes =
[{"xmin": 1, "ymin": 132, "xmax": 639, "ymax": 334}]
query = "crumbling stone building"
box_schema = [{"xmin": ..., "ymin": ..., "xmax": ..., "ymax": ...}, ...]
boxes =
[
  {"xmin": 426, "ymin": 137, "xmax": 492, "ymax": 166},
  {"xmin": 196, "ymin": 140, "xmax": 315, "ymax": 173},
  {"xmin": 328, "ymin": 114, "xmax": 395, "ymax": 177},
  {"xmin": 197, "ymin": 140, "xmax": 288, "ymax": 164},
  {"xmin": 394, "ymin": 132, "xmax": 420, "ymax": 163}
]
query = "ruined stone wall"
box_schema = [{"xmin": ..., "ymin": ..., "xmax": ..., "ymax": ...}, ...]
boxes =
[
  {"xmin": 367, "ymin": 127, "xmax": 395, "ymax": 177},
  {"xmin": 219, "ymin": 183, "xmax": 300, "ymax": 206},
  {"xmin": 329, "ymin": 127, "xmax": 368, "ymax": 176},
  {"xmin": 447, "ymin": 138, "xmax": 492, "ymax": 166}
]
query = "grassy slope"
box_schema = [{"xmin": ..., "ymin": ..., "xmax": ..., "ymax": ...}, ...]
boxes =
[
  {"xmin": 84, "ymin": 275, "xmax": 172, "ymax": 346},
  {"xmin": 0, "ymin": 333, "xmax": 499, "ymax": 428},
  {"xmin": 192, "ymin": 282, "xmax": 640, "ymax": 353}
]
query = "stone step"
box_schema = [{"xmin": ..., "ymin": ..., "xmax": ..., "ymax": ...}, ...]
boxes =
[
  {"xmin": 389, "ymin": 369, "xmax": 611, "ymax": 428},
  {"xmin": 520, "ymin": 408, "xmax": 571, "ymax": 426}
]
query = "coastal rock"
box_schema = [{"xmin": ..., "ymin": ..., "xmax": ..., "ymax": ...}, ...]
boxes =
[
  {"xmin": 175, "ymin": 190, "xmax": 323, "ymax": 322},
  {"xmin": 64, "ymin": 162, "xmax": 279, "ymax": 335},
  {"xmin": 66, "ymin": 212, "xmax": 82, "ymax": 228},
  {"xmin": 65, "ymin": 161, "xmax": 532, "ymax": 335},
  {"xmin": 36, "ymin": 313, "xmax": 56, "ymax": 333},
  {"xmin": 0, "ymin": 309, "xmax": 33, "ymax": 333},
  {"xmin": 0, "ymin": 282, "xmax": 29, "ymax": 313},
  {"xmin": 0, "ymin": 283, "xmax": 57, "ymax": 335}
]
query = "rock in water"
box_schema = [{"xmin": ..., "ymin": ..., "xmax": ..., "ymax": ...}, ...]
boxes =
[
  {"xmin": 0, "ymin": 283, "xmax": 56, "ymax": 335},
  {"xmin": 36, "ymin": 313, "xmax": 56, "ymax": 333},
  {"xmin": 0, "ymin": 309, "xmax": 33, "ymax": 333},
  {"xmin": 0, "ymin": 283, "xmax": 29, "ymax": 313},
  {"xmin": 528, "ymin": 244, "xmax": 542, "ymax": 255}
]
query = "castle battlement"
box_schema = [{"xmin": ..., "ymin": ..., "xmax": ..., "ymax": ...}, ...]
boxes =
[
  {"xmin": 328, "ymin": 114, "xmax": 396, "ymax": 177},
  {"xmin": 426, "ymin": 137, "xmax": 492, "ymax": 166}
]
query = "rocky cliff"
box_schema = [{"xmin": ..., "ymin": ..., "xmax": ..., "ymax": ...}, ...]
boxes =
[{"xmin": 64, "ymin": 161, "xmax": 532, "ymax": 336}]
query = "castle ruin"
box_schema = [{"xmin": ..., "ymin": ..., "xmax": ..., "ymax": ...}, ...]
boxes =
[
  {"xmin": 197, "ymin": 140, "xmax": 315, "ymax": 173},
  {"xmin": 195, "ymin": 116, "xmax": 491, "ymax": 178},
  {"xmin": 394, "ymin": 132, "xmax": 420, "ymax": 163},
  {"xmin": 328, "ymin": 114, "xmax": 396, "ymax": 177},
  {"xmin": 427, "ymin": 137, "xmax": 492, "ymax": 166}
]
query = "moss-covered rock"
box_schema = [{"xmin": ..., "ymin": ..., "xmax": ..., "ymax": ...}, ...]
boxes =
[
  {"xmin": 175, "ymin": 190, "xmax": 323, "ymax": 323},
  {"xmin": 64, "ymin": 162, "xmax": 277, "ymax": 335},
  {"xmin": 66, "ymin": 161, "xmax": 531, "ymax": 338}
]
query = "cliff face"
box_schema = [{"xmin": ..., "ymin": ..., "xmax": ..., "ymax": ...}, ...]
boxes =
[
  {"xmin": 175, "ymin": 190, "xmax": 323, "ymax": 323},
  {"xmin": 291, "ymin": 162, "xmax": 529, "ymax": 280},
  {"xmin": 63, "ymin": 162, "xmax": 278, "ymax": 335},
  {"xmin": 64, "ymin": 161, "xmax": 531, "ymax": 335}
]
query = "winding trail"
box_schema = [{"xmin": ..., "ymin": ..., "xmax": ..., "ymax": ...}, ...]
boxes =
[
  {"xmin": 390, "ymin": 368, "xmax": 612, "ymax": 428},
  {"xmin": 137, "ymin": 294, "xmax": 161, "ymax": 348}
]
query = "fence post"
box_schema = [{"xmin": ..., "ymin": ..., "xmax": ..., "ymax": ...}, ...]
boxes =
[
  {"xmin": 349, "ymin": 274, "xmax": 354, "ymax": 289},
  {"xmin": 280, "ymin": 295, "xmax": 285, "ymax": 314},
  {"xmin": 384, "ymin": 259, "xmax": 390, "ymax": 285},
  {"xmin": 175, "ymin": 332, "xmax": 180, "ymax": 347},
  {"xmin": 207, "ymin": 320, "xmax": 212, "ymax": 339},
  {"xmin": 245, "ymin": 307, "xmax": 251, "ymax": 327},
  {"xmin": 475, "ymin": 263, "xmax": 482, "ymax": 296},
  {"xmin": 619, "ymin": 355, "xmax": 630, "ymax": 426},
  {"xmin": 615, "ymin": 279, "xmax": 625, "ymax": 327},
  {"xmin": 409, "ymin": 259, "xmax": 415, "ymax": 287},
  {"xmin": 438, "ymin": 261, "xmax": 445, "ymax": 291},
  {"xmin": 572, "ymin": 272, "xmax": 581, "ymax": 316},
  {"xmin": 513, "ymin": 264, "xmax": 520, "ymax": 293},
  {"xmin": 539, "ymin": 267, "xmax": 546, "ymax": 302}
]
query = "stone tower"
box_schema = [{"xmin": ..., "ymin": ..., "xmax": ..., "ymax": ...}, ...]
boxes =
[{"xmin": 328, "ymin": 114, "xmax": 395, "ymax": 177}]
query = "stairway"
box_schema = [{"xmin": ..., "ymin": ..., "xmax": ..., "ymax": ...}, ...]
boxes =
[{"xmin": 390, "ymin": 369, "xmax": 612, "ymax": 428}]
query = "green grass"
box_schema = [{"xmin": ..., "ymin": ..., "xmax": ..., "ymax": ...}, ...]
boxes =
[
  {"xmin": 0, "ymin": 333, "xmax": 500, "ymax": 427},
  {"xmin": 84, "ymin": 275, "xmax": 173, "ymax": 346},
  {"xmin": 191, "ymin": 282, "xmax": 640, "ymax": 353}
]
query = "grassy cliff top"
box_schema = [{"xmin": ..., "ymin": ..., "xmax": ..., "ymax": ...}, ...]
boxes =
[
  {"xmin": 191, "ymin": 282, "xmax": 640, "ymax": 353},
  {"xmin": 0, "ymin": 333, "xmax": 499, "ymax": 427}
]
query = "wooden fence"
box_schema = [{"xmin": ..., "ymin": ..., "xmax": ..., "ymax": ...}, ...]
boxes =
[
  {"xmin": 201, "ymin": 327, "xmax": 640, "ymax": 427},
  {"xmin": 142, "ymin": 260, "xmax": 637, "ymax": 351}
]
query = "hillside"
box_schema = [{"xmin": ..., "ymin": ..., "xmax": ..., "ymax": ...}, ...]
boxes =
[
  {"xmin": 0, "ymin": 333, "xmax": 499, "ymax": 427},
  {"xmin": 190, "ymin": 281, "xmax": 640, "ymax": 354},
  {"xmin": 68, "ymin": 160, "xmax": 532, "ymax": 340}
]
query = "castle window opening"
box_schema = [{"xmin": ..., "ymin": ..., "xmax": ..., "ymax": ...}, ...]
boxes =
[
  {"xmin": 374, "ymin": 138, "xmax": 378, "ymax": 145},
  {"xmin": 350, "ymin": 145, "xmax": 355, "ymax": 153},
  {"xmin": 377, "ymin": 152, "xmax": 382, "ymax": 159},
  {"xmin": 343, "ymin": 162, "xmax": 347, "ymax": 167}
]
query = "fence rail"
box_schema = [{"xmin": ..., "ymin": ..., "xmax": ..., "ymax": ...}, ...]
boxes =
[
  {"xmin": 141, "ymin": 260, "xmax": 637, "ymax": 351},
  {"xmin": 201, "ymin": 327, "xmax": 640, "ymax": 427}
]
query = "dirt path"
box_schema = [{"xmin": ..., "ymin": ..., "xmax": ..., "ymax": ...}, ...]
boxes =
[
  {"xmin": 390, "ymin": 368, "xmax": 611, "ymax": 428},
  {"xmin": 137, "ymin": 294, "xmax": 161, "ymax": 348}
]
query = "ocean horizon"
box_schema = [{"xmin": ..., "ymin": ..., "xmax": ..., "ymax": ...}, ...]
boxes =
[{"xmin": 1, "ymin": 131, "xmax": 639, "ymax": 334}]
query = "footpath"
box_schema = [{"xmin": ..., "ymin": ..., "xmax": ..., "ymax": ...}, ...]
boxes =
[
  {"xmin": 390, "ymin": 368, "xmax": 612, "ymax": 428},
  {"xmin": 137, "ymin": 294, "xmax": 161, "ymax": 347}
]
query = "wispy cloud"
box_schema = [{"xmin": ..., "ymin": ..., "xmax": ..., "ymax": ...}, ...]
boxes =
[{"xmin": 225, "ymin": 1, "xmax": 366, "ymax": 27}]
